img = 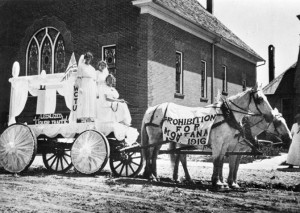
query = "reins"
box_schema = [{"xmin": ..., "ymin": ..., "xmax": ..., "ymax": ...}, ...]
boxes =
[
  {"xmin": 227, "ymin": 90, "xmax": 264, "ymax": 117},
  {"xmin": 212, "ymin": 89, "xmax": 273, "ymax": 152}
]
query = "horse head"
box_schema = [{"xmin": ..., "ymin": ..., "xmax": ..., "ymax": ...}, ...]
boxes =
[
  {"xmin": 249, "ymin": 83, "xmax": 273, "ymax": 123},
  {"xmin": 267, "ymin": 108, "xmax": 292, "ymax": 145}
]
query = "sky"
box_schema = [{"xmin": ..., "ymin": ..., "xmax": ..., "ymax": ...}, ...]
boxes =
[{"xmin": 198, "ymin": 0, "xmax": 300, "ymax": 86}]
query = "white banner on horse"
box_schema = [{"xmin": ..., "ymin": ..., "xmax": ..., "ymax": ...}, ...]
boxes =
[{"xmin": 162, "ymin": 104, "xmax": 217, "ymax": 146}]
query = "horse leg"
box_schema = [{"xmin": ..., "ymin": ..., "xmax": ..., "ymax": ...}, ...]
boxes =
[
  {"xmin": 170, "ymin": 142, "xmax": 180, "ymax": 182},
  {"xmin": 212, "ymin": 156, "xmax": 223, "ymax": 187},
  {"xmin": 228, "ymin": 155, "xmax": 237, "ymax": 187},
  {"xmin": 172, "ymin": 153, "xmax": 180, "ymax": 182},
  {"xmin": 141, "ymin": 121, "xmax": 151, "ymax": 179},
  {"xmin": 217, "ymin": 154, "xmax": 229, "ymax": 188},
  {"xmin": 180, "ymin": 154, "xmax": 193, "ymax": 183},
  {"xmin": 232, "ymin": 155, "xmax": 242, "ymax": 188},
  {"xmin": 151, "ymin": 146, "xmax": 161, "ymax": 181},
  {"xmin": 142, "ymin": 125, "xmax": 162, "ymax": 181},
  {"xmin": 143, "ymin": 147, "xmax": 153, "ymax": 179},
  {"xmin": 212, "ymin": 141, "xmax": 230, "ymax": 188},
  {"xmin": 171, "ymin": 152, "xmax": 193, "ymax": 183}
]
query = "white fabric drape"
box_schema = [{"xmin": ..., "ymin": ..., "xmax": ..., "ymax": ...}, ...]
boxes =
[
  {"xmin": 8, "ymin": 74, "xmax": 76, "ymax": 125},
  {"xmin": 36, "ymin": 89, "xmax": 57, "ymax": 114},
  {"xmin": 57, "ymin": 79, "xmax": 75, "ymax": 110},
  {"xmin": 29, "ymin": 123, "xmax": 96, "ymax": 138},
  {"xmin": 28, "ymin": 122, "xmax": 139, "ymax": 144},
  {"xmin": 8, "ymin": 78, "xmax": 29, "ymax": 125}
]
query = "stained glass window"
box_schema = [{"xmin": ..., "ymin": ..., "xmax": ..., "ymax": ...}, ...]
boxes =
[
  {"xmin": 41, "ymin": 37, "xmax": 52, "ymax": 74},
  {"xmin": 103, "ymin": 45, "xmax": 116, "ymax": 77},
  {"xmin": 26, "ymin": 27, "xmax": 65, "ymax": 75},
  {"xmin": 36, "ymin": 29, "xmax": 45, "ymax": 45},
  {"xmin": 55, "ymin": 36, "xmax": 65, "ymax": 73},
  {"xmin": 28, "ymin": 40, "xmax": 39, "ymax": 76}
]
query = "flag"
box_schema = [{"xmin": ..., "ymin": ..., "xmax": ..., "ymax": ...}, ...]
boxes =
[{"xmin": 61, "ymin": 53, "xmax": 77, "ymax": 81}]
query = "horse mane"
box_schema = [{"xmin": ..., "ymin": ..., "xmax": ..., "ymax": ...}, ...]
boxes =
[{"xmin": 227, "ymin": 88, "xmax": 251, "ymax": 101}]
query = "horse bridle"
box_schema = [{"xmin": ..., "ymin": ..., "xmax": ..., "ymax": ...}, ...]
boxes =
[
  {"xmin": 248, "ymin": 112, "xmax": 283, "ymax": 141},
  {"xmin": 228, "ymin": 89, "xmax": 268, "ymax": 118}
]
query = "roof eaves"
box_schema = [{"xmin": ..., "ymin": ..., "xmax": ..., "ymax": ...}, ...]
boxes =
[
  {"xmin": 151, "ymin": 0, "xmax": 264, "ymax": 62},
  {"xmin": 263, "ymin": 62, "xmax": 296, "ymax": 94}
]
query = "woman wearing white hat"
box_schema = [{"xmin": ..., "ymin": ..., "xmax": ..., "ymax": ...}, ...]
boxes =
[{"xmin": 286, "ymin": 113, "xmax": 300, "ymax": 168}]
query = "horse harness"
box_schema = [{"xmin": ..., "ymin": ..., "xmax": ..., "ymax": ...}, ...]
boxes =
[
  {"xmin": 144, "ymin": 103, "xmax": 169, "ymax": 128},
  {"xmin": 144, "ymin": 90, "xmax": 268, "ymax": 153}
]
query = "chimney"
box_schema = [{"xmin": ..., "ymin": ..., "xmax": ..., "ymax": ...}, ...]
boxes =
[
  {"xmin": 207, "ymin": 0, "xmax": 213, "ymax": 14},
  {"xmin": 268, "ymin": 45, "xmax": 275, "ymax": 82}
]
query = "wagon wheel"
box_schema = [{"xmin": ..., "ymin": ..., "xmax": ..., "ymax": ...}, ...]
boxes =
[
  {"xmin": 71, "ymin": 130, "xmax": 110, "ymax": 175},
  {"xmin": 42, "ymin": 146, "xmax": 73, "ymax": 173},
  {"xmin": 109, "ymin": 142, "xmax": 143, "ymax": 177},
  {"xmin": 0, "ymin": 124, "xmax": 37, "ymax": 173}
]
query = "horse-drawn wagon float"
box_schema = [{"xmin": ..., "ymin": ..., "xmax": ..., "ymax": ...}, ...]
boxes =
[
  {"xmin": 0, "ymin": 60, "xmax": 143, "ymax": 177},
  {"xmin": 0, "ymin": 60, "xmax": 291, "ymax": 188}
]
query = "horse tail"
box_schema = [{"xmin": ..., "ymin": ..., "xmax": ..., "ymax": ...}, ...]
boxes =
[{"xmin": 141, "ymin": 115, "xmax": 149, "ymax": 165}]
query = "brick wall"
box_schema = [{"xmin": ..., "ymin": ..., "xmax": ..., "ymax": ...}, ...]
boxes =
[
  {"xmin": 147, "ymin": 16, "xmax": 257, "ymax": 108},
  {"xmin": 0, "ymin": 0, "xmax": 258, "ymax": 134},
  {"xmin": 214, "ymin": 47, "xmax": 256, "ymax": 96}
]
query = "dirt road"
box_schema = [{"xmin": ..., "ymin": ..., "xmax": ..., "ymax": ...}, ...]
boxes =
[{"xmin": 1, "ymin": 155, "xmax": 300, "ymax": 212}]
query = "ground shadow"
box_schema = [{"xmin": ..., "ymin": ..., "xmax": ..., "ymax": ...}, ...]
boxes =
[
  {"xmin": 0, "ymin": 166, "xmax": 112, "ymax": 178},
  {"xmin": 277, "ymin": 167, "xmax": 300, "ymax": 172},
  {"xmin": 113, "ymin": 176, "xmax": 248, "ymax": 193}
]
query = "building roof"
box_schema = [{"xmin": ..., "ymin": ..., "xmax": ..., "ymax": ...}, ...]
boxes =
[
  {"xmin": 263, "ymin": 62, "xmax": 297, "ymax": 95},
  {"xmin": 151, "ymin": 0, "xmax": 263, "ymax": 61}
]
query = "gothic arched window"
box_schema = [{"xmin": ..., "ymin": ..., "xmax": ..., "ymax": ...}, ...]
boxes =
[
  {"xmin": 26, "ymin": 27, "xmax": 66, "ymax": 75},
  {"xmin": 28, "ymin": 40, "xmax": 39, "ymax": 76}
]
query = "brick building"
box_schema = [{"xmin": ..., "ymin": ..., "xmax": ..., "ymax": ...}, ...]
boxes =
[{"xmin": 0, "ymin": 0, "xmax": 263, "ymax": 132}]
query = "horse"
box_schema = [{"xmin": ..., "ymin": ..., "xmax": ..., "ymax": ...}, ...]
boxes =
[
  {"xmin": 226, "ymin": 108, "xmax": 292, "ymax": 188},
  {"xmin": 141, "ymin": 85, "xmax": 274, "ymax": 187},
  {"xmin": 170, "ymin": 108, "xmax": 292, "ymax": 187}
]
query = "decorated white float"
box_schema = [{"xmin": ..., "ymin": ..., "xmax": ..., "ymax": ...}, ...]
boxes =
[{"xmin": 0, "ymin": 55, "xmax": 143, "ymax": 177}]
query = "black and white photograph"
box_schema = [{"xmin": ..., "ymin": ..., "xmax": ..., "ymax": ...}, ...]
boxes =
[{"xmin": 0, "ymin": 0, "xmax": 299, "ymax": 212}]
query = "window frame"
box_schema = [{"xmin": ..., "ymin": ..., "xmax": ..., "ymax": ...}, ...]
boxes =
[
  {"xmin": 175, "ymin": 51, "xmax": 184, "ymax": 95},
  {"xmin": 200, "ymin": 60, "xmax": 207, "ymax": 100},
  {"xmin": 26, "ymin": 27, "xmax": 64, "ymax": 75},
  {"xmin": 222, "ymin": 65, "xmax": 228, "ymax": 95},
  {"xmin": 102, "ymin": 44, "xmax": 116, "ymax": 73},
  {"xmin": 242, "ymin": 79, "xmax": 247, "ymax": 91}
]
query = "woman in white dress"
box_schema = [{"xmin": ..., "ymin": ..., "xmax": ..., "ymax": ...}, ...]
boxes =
[
  {"xmin": 96, "ymin": 60, "xmax": 109, "ymax": 120},
  {"xmin": 96, "ymin": 60, "xmax": 109, "ymax": 98},
  {"xmin": 286, "ymin": 113, "xmax": 300, "ymax": 168},
  {"xmin": 96, "ymin": 74, "xmax": 131, "ymax": 126},
  {"xmin": 76, "ymin": 52, "xmax": 97, "ymax": 122}
]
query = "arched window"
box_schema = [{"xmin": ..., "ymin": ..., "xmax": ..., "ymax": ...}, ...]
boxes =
[{"xmin": 26, "ymin": 27, "xmax": 65, "ymax": 75}]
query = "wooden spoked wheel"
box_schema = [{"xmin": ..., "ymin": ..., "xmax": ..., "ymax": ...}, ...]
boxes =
[
  {"xmin": 109, "ymin": 143, "xmax": 143, "ymax": 177},
  {"xmin": 71, "ymin": 130, "xmax": 109, "ymax": 175},
  {"xmin": 42, "ymin": 146, "xmax": 73, "ymax": 173},
  {"xmin": 0, "ymin": 124, "xmax": 37, "ymax": 173}
]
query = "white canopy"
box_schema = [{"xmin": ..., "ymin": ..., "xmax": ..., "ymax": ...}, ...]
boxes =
[{"xmin": 8, "ymin": 73, "xmax": 76, "ymax": 125}]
